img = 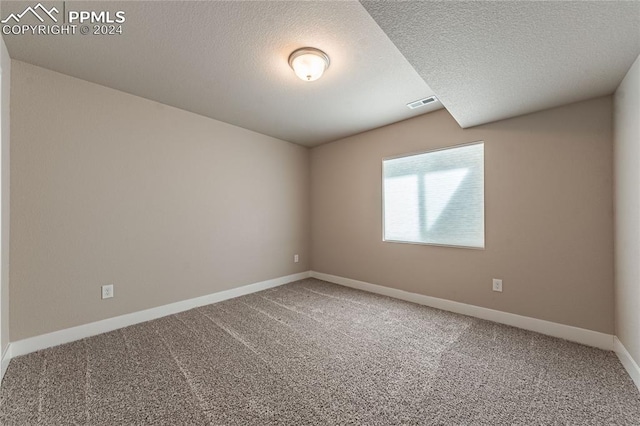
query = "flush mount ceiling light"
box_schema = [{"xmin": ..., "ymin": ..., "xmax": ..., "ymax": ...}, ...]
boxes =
[{"xmin": 288, "ymin": 47, "xmax": 330, "ymax": 82}]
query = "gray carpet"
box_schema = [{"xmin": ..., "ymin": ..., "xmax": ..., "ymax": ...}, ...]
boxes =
[{"xmin": 0, "ymin": 278, "xmax": 638, "ymax": 425}]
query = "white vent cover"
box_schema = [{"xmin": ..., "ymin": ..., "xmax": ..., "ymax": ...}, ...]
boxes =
[{"xmin": 407, "ymin": 96, "xmax": 438, "ymax": 109}]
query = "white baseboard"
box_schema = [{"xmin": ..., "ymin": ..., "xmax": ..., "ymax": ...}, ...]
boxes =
[
  {"xmin": 0, "ymin": 344, "xmax": 10, "ymax": 382},
  {"xmin": 9, "ymin": 271, "xmax": 310, "ymax": 359},
  {"xmin": 310, "ymin": 271, "xmax": 614, "ymax": 351},
  {"xmin": 4, "ymin": 271, "xmax": 629, "ymax": 388},
  {"xmin": 614, "ymin": 337, "xmax": 640, "ymax": 392}
]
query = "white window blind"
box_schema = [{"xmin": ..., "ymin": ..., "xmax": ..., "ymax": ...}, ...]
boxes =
[{"xmin": 383, "ymin": 142, "xmax": 484, "ymax": 248}]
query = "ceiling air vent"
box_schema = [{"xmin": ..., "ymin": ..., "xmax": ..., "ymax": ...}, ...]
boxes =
[{"xmin": 407, "ymin": 96, "xmax": 438, "ymax": 109}]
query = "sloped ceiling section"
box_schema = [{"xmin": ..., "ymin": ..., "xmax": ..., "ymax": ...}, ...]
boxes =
[
  {"xmin": 1, "ymin": 1, "xmax": 441, "ymax": 147},
  {"xmin": 362, "ymin": 1, "xmax": 640, "ymax": 128}
]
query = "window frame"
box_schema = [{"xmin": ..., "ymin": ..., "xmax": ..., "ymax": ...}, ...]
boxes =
[{"xmin": 381, "ymin": 140, "xmax": 486, "ymax": 250}]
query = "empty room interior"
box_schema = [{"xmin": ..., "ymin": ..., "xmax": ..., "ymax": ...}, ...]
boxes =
[{"xmin": 0, "ymin": 0, "xmax": 639, "ymax": 424}]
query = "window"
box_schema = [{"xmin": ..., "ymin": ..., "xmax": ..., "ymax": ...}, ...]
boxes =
[{"xmin": 383, "ymin": 142, "xmax": 484, "ymax": 248}]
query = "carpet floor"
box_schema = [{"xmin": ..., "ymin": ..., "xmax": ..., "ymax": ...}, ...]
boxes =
[{"xmin": 0, "ymin": 278, "xmax": 638, "ymax": 425}]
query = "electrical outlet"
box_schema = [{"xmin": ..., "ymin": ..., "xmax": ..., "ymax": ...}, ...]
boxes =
[
  {"xmin": 492, "ymin": 279, "xmax": 503, "ymax": 292},
  {"xmin": 102, "ymin": 284, "xmax": 114, "ymax": 299},
  {"xmin": 294, "ymin": 254, "xmax": 299, "ymax": 263}
]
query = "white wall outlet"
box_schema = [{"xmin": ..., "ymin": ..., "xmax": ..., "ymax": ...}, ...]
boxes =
[
  {"xmin": 492, "ymin": 279, "xmax": 503, "ymax": 292},
  {"xmin": 294, "ymin": 254, "xmax": 299, "ymax": 263},
  {"xmin": 101, "ymin": 284, "xmax": 114, "ymax": 299}
]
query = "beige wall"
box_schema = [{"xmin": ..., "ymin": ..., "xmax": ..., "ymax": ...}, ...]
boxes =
[
  {"xmin": 10, "ymin": 61, "xmax": 310, "ymax": 341},
  {"xmin": 311, "ymin": 97, "xmax": 614, "ymax": 333},
  {"xmin": 6, "ymin": 59, "xmax": 618, "ymax": 341},
  {"xmin": 614, "ymin": 54, "xmax": 640, "ymax": 364},
  {"xmin": 0, "ymin": 38, "xmax": 10, "ymax": 355}
]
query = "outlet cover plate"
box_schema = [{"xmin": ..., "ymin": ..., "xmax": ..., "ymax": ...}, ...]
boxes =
[{"xmin": 102, "ymin": 284, "xmax": 114, "ymax": 299}]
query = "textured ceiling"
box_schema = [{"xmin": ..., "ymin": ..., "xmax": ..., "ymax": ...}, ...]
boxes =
[
  {"xmin": 3, "ymin": 2, "xmax": 639, "ymax": 144},
  {"xmin": 1, "ymin": 1, "xmax": 441, "ymax": 147},
  {"xmin": 362, "ymin": 0, "xmax": 640, "ymax": 128}
]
